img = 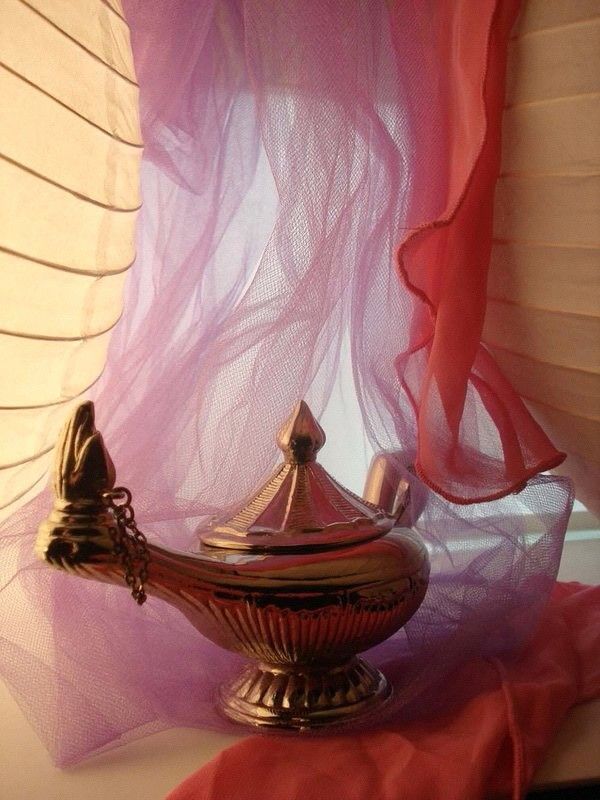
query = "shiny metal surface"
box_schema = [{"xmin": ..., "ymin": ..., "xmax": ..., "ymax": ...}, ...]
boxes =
[
  {"xmin": 201, "ymin": 401, "xmax": 397, "ymax": 552},
  {"xmin": 363, "ymin": 451, "xmax": 411, "ymax": 520},
  {"xmin": 221, "ymin": 657, "xmax": 391, "ymax": 729},
  {"xmin": 36, "ymin": 402, "xmax": 430, "ymax": 730}
]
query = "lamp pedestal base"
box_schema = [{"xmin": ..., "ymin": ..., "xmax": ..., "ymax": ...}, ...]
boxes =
[{"xmin": 220, "ymin": 657, "xmax": 391, "ymax": 730}]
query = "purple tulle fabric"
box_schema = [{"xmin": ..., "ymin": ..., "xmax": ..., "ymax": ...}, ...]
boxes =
[{"xmin": 0, "ymin": 0, "xmax": 572, "ymax": 766}]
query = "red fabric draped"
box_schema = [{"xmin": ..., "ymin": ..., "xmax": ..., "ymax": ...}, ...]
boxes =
[
  {"xmin": 166, "ymin": 583, "xmax": 600, "ymax": 800},
  {"xmin": 392, "ymin": 0, "xmax": 564, "ymax": 503}
]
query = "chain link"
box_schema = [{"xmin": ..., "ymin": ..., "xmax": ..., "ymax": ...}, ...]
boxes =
[{"xmin": 102, "ymin": 487, "xmax": 150, "ymax": 605}]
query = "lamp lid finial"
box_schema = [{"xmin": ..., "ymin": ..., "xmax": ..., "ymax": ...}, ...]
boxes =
[{"xmin": 276, "ymin": 400, "xmax": 325, "ymax": 464}]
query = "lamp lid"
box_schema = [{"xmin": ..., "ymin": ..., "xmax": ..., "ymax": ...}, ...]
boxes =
[{"xmin": 200, "ymin": 401, "xmax": 395, "ymax": 553}]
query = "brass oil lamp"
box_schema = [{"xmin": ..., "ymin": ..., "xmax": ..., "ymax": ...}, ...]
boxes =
[{"xmin": 37, "ymin": 401, "xmax": 429, "ymax": 730}]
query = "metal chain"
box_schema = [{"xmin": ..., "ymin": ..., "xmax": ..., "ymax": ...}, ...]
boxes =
[{"xmin": 102, "ymin": 486, "xmax": 150, "ymax": 605}]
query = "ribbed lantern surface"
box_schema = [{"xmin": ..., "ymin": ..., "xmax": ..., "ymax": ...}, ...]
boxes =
[
  {"xmin": 0, "ymin": 0, "xmax": 141, "ymax": 515},
  {"xmin": 485, "ymin": 0, "xmax": 600, "ymax": 512}
]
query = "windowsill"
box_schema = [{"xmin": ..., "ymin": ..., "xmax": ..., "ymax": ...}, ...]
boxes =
[{"xmin": 0, "ymin": 536, "xmax": 597, "ymax": 799}]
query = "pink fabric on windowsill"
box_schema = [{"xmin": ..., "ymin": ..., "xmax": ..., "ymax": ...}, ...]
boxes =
[{"xmin": 165, "ymin": 582, "xmax": 600, "ymax": 800}]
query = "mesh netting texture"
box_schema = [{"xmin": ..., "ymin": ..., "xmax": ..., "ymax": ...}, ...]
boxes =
[{"xmin": 0, "ymin": 0, "xmax": 572, "ymax": 766}]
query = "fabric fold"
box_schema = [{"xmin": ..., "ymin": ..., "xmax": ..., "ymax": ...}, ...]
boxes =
[{"xmin": 391, "ymin": 0, "xmax": 564, "ymax": 503}]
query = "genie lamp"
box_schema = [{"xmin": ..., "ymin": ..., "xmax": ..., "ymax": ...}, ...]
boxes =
[{"xmin": 36, "ymin": 401, "xmax": 429, "ymax": 730}]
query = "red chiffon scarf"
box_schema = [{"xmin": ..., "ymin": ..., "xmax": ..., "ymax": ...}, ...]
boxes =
[{"xmin": 390, "ymin": 0, "xmax": 563, "ymax": 503}]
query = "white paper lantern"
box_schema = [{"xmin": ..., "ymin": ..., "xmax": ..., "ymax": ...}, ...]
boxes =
[
  {"xmin": 485, "ymin": 0, "xmax": 600, "ymax": 513},
  {"xmin": 0, "ymin": 0, "xmax": 141, "ymax": 514}
]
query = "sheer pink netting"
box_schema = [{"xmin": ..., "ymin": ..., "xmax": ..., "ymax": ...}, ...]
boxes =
[{"xmin": 0, "ymin": 0, "xmax": 571, "ymax": 766}]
